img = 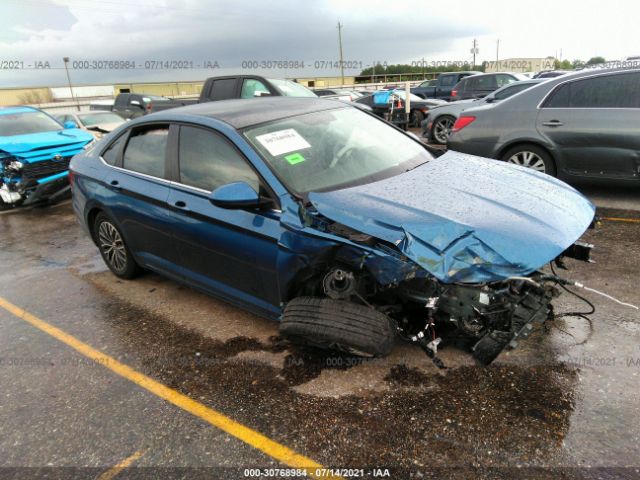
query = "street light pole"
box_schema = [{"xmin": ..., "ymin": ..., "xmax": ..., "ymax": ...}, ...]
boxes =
[
  {"xmin": 337, "ymin": 21, "xmax": 345, "ymax": 86},
  {"xmin": 63, "ymin": 57, "xmax": 80, "ymax": 111}
]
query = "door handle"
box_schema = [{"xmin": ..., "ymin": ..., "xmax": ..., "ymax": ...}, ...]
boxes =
[
  {"xmin": 109, "ymin": 180, "xmax": 122, "ymax": 191},
  {"xmin": 174, "ymin": 200, "xmax": 189, "ymax": 211},
  {"xmin": 542, "ymin": 120, "xmax": 563, "ymax": 127}
]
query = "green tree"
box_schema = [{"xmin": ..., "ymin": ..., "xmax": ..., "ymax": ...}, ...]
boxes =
[{"xmin": 586, "ymin": 56, "xmax": 606, "ymax": 65}]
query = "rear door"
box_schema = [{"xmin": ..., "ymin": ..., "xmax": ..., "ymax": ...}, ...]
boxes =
[
  {"xmin": 537, "ymin": 71, "xmax": 640, "ymax": 178},
  {"xmin": 102, "ymin": 123, "xmax": 181, "ymax": 273},
  {"xmin": 166, "ymin": 124, "xmax": 282, "ymax": 314}
]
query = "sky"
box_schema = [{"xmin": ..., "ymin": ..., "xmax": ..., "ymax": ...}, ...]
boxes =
[{"xmin": 0, "ymin": 0, "xmax": 638, "ymax": 87}]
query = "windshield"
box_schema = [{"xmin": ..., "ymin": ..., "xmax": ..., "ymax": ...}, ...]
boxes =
[
  {"xmin": 244, "ymin": 107, "xmax": 432, "ymax": 195},
  {"xmin": 0, "ymin": 110, "xmax": 62, "ymax": 136},
  {"xmin": 267, "ymin": 79, "xmax": 317, "ymax": 97},
  {"xmin": 78, "ymin": 112, "xmax": 125, "ymax": 126}
]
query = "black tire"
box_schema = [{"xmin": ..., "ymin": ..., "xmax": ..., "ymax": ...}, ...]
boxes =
[
  {"xmin": 280, "ymin": 297, "xmax": 396, "ymax": 357},
  {"xmin": 93, "ymin": 213, "xmax": 140, "ymax": 279},
  {"xmin": 410, "ymin": 110, "xmax": 424, "ymax": 128},
  {"xmin": 501, "ymin": 143, "xmax": 557, "ymax": 176},
  {"xmin": 431, "ymin": 115, "xmax": 456, "ymax": 145}
]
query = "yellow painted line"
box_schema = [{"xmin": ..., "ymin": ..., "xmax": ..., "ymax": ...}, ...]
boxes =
[
  {"xmin": 601, "ymin": 217, "xmax": 640, "ymax": 224},
  {"xmin": 0, "ymin": 296, "xmax": 340, "ymax": 479},
  {"xmin": 97, "ymin": 450, "xmax": 145, "ymax": 480}
]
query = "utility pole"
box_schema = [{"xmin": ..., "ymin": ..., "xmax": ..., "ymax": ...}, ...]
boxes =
[
  {"xmin": 337, "ymin": 21, "xmax": 345, "ymax": 86},
  {"xmin": 496, "ymin": 39, "xmax": 499, "ymax": 63},
  {"xmin": 471, "ymin": 39, "xmax": 479, "ymax": 67},
  {"xmin": 63, "ymin": 57, "xmax": 80, "ymax": 111}
]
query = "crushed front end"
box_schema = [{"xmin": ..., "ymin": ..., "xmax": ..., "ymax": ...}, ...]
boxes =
[
  {"xmin": 0, "ymin": 142, "xmax": 90, "ymax": 208},
  {"xmin": 286, "ymin": 154, "xmax": 599, "ymax": 365}
]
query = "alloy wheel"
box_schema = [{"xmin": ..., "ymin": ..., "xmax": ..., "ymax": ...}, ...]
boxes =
[
  {"xmin": 433, "ymin": 117, "xmax": 454, "ymax": 144},
  {"xmin": 98, "ymin": 221, "xmax": 127, "ymax": 273},
  {"xmin": 507, "ymin": 151, "xmax": 547, "ymax": 172}
]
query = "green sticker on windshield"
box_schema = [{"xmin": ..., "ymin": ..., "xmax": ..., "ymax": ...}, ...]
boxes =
[{"xmin": 284, "ymin": 152, "xmax": 305, "ymax": 165}]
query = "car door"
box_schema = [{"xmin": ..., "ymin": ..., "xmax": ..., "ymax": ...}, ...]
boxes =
[
  {"xmin": 537, "ymin": 71, "xmax": 640, "ymax": 178},
  {"xmin": 102, "ymin": 123, "xmax": 182, "ymax": 273},
  {"xmin": 166, "ymin": 124, "xmax": 281, "ymax": 315}
]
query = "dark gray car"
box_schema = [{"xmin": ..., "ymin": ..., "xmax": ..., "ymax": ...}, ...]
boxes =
[
  {"xmin": 447, "ymin": 67, "xmax": 640, "ymax": 179},
  {"xmin": 423, "ymin": 79, "xmax": 544, "ymax": 144}
]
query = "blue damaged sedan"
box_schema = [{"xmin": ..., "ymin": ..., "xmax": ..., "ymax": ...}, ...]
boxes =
[{"xmin": 71, "ymin": 98, "xmax": 595, "ymax": 365}]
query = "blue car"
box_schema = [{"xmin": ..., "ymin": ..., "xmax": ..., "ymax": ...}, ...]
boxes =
[
  {"xmin": 71, "ymin": 98, "xmax": 595, "ymax": 364},
  {"xmin": 0, "ymin": 106, "xmax": 94, "ymax": 207}
]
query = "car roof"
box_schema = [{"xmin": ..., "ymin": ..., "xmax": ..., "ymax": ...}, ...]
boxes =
[
  {"xmin": 147, "ymin": 97, "xmax": 349, "ymax": 129},
  {"xmin": 0, "ymin": 106, "xmax": 40, "ymax": 116}
]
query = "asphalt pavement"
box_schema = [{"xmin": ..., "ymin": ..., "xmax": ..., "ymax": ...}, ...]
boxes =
[{"xmin": 0, "ymin": 198, "xmax": 639, "ymax": 479}]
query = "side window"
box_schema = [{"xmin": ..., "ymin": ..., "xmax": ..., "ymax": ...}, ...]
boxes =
[
  {"xmin": 463, "ymin": 77, "xmax": 477, "ymax": 91},
  {"xmin": 122, "ymin": 125, "xmax": 169, "ymax": 177},
  {"xmin": 210, "ymin": 79, "xmax": 237, "ymax": 101},
  {"xmin": 178, "ymin": 126, "xmax": 260, "ymax": 193},
  {"xmin": 496, "ymin": 74, "xmax": 516, "ymax": 87},
  {"xmin": 544, "ymin": 83, "xmax": 570, "ymax": 108},
  {"xmin": 569, "ymin": 72, "xmax": 640, "ymax": 108},
  {"xmin": 241, "ymin": 79, "xmax": 270, "ymax": 98},
  {"xmin": 475, "ymin": 75, "xmax": 497, "ymax": 90},
  {"xmin": 494, "ymin": 83, "xmax": 529, "ymax": 100},
  {"xmin": 439, "ymin": 75, "xmax": 455, "ymax": 87},
  {"xmin": 101, "ymin": 134, "xmax": 127, "ymax": 165}
]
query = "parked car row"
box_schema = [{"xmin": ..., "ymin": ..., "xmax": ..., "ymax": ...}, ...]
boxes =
[
  {"xmin": 447, "ymin": 67, "xmax": 640, "ymax": 180},
  {"xmin": 422, "ymin": 79, "xmax": 544, "ymax": 144}
]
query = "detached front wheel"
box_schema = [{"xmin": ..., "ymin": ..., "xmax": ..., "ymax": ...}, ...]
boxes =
[
  {"xmin": 280, "ymin": 297, "xmax": 396, "ymax": 357},
  {"xmin": 94, "ymin": 213, "xmax": 140, "ymax": 279}
]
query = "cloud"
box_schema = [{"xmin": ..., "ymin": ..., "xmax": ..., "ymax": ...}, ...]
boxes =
[{"xmin": 0, "ymin": 0, "xmax": 637, "ymax": 87}]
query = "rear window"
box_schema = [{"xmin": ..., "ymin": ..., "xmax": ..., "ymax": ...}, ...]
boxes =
[
  {"xmin": 438, "ymin": 75, "xmax": 456, "ymax": 87},
  {"xmin": 209, "ymin": 79, "xmax": 237, "ymax": 101},
  {"xmin": 544, "ymin": 72, "xmax": 640, "ymax": 108}
]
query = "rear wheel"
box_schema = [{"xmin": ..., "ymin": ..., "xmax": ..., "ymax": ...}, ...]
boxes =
[
  {"xmin": 431, "ymin": 115, "xmax": 455, "ymax": 144},
  {"xmin": 93, "ymin": 213, "xmax": 140, "ymax": 279},
  {"xmin": 502, "ymin": 144, "xmax": 556, "ymax": 176},
  {"xmin": 280, "ymin": 297, "xmax": 396, "ymax": 357}
]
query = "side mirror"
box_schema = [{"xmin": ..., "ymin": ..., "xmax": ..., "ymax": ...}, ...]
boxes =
[
  {"xmin": 209, "ymin": 182, "xmax": 261, "ymax": 209},
  {"xmin": 63, "ymin": 120, "xmax": 78, "ymax": 129},
  {"xmin": 485, "ymin": 96, "xmax": 495, "ymax": 103}
]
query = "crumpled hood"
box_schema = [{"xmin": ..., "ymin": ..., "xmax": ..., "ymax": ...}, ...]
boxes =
[
  {"xmin": 309, "ymin": 151, "xmax": 595, "ymax": 283},
  {"xmin": 0, "ymin": 129, "xmax": 93, "ymax": 156}
]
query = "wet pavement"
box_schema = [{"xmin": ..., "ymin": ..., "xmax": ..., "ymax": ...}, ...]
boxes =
[{"xmin": 1, "ymin": 200, "xmax": 639, "ymax": 479}]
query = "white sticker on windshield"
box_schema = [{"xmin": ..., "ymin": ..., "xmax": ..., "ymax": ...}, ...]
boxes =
[{"xmin": 255, "ymin": 128, "xmax": 311, "ymax": 156}]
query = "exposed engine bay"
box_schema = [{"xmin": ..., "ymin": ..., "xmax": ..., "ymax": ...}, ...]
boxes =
[{"xmin": 282, "ymin": 204, "xmax": 600, "ymax": 366}]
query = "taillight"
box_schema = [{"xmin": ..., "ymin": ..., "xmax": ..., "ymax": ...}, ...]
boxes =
[
  {"xmin": 451, "ymin": 89, "xmax": 458, "ymax": 98},
  {"xmin": 452, "ymin": 116, "xmax": 476, "ymax": 132},
  {"xmin": 146, "ymin": 102, "xmax": 153, "ymax": 112},
  {"xmin": 68, "ymin": 170, "xmax": 75, "ymax": 189}
]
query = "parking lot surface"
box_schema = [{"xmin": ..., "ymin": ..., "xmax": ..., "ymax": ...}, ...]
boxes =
[{"xmin": 1, "ymin": 199, "xmax": 639, "ymax": 479}]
